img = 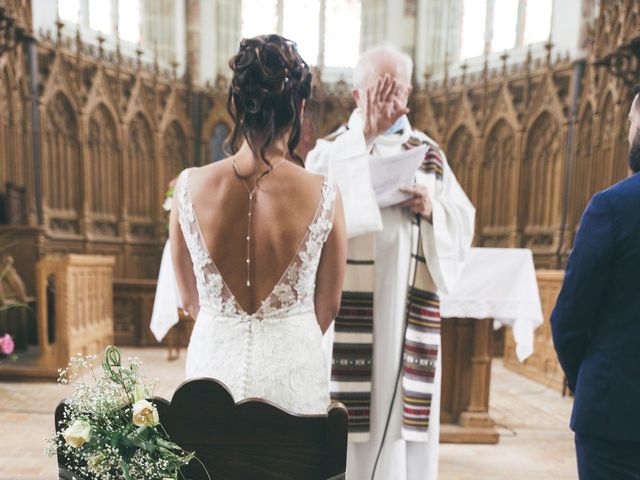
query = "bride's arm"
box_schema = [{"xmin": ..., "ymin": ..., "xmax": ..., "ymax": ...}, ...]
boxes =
[
  {"xmin": 169, "ymin": 195, "xmax": 200, "ymax": 320},
  {"xmin": 314, "ymin": 188, "xmax": 347, "ymax": 334}
]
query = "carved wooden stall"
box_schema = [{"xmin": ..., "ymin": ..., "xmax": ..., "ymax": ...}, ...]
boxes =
[
  {"xmin": 36, "ymin": 28, "xmax": 195, "ymax": 280},
  {"xmin": 417, "ymin": 51, "xmax": 574, "ymax": 269},
  {"xmin": 0, "ymin": 254, "xmax": 114, "ymax": 379},
  {"xmin": 112, "ymin": 278, "xmax": 194, "ymax": 355}
]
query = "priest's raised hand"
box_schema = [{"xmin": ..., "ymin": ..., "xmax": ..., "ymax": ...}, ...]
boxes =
[{"xmin": 358, "ymin": 73, "xmax": 410, "ymax": 145}]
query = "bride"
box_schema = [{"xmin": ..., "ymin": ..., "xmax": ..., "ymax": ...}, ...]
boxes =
[{"xmin": 168, "ymin": 34, "xmax": 347, "ymax": 415}]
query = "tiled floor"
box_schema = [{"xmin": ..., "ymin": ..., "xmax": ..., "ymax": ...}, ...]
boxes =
[
  {"xmin": 0, "ymin": 348, "xmax": 577, "ymax": 479},
  {"xmin": 439, "ymin": 361, "xmax": 577, "ymax": 479}
]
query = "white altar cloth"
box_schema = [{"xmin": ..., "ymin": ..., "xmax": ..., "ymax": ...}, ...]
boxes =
[{"xmin": 440, "ymin": 247, "xmax": 543, "ymax": 362}]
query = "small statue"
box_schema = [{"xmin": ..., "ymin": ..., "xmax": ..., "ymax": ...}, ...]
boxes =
[{"xmin": 0, "ymin": 255, "xmax": 28, "ymax": 304}]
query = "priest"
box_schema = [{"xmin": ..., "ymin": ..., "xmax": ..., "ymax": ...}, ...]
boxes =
[{"xmin": 306, "ymin": 46, "xmax": 475, "ymax": 480}]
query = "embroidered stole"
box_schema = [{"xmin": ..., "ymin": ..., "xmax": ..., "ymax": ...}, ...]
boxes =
[{"xmin": 329, "ymin": 134, "xmax": 443, "ymax": 443}]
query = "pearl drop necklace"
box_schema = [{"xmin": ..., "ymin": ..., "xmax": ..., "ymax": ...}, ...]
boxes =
[{"xmin": 231, "ymin": 158, "xmax": 287, "ymax": 288}]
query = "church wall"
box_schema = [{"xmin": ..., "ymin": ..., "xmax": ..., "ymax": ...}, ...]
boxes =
[{"xmin": 0, "ymin": 0, "xmax": 636, "ymax": 284}]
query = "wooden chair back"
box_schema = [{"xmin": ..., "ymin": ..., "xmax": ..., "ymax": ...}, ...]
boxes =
[
  {"xmin": 55, "ymin": 378, "xmax": 348, "ymax": 480},
  {"xmin": 155, "ymin": 378, "xmax": 348, "ymax": 479}
]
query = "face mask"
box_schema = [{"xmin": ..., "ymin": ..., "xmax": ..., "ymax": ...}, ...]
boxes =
[{"xmin": 383, "ymin": 115, "xmax": 409, "ymax": 136}]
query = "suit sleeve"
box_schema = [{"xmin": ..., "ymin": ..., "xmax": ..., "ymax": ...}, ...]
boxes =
[{"xmin": 550, "ymin": 191, "xmax": 615, "ymax": 391}]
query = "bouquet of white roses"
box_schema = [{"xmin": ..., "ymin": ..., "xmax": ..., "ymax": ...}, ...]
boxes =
[{"xmin": 46, "ymin": 346, "xmax": 201, "ymax": 480}]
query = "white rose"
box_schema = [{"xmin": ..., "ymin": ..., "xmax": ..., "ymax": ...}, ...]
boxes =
[
  {"xmin": 63, "ymin": 419, "xmax": 92, "ymax": 448},
  {"xmin": 132, "ymin": 399, "xmax": 159, "ymax": 427},
  {"xmin": 162, "ymin": 197, "xmax": 173, "ymax": 212}
]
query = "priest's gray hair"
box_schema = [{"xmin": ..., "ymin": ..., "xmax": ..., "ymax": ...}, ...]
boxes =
[{"xmin": 353, "ymin": 45, "xmax": 413, "ymax": 88}]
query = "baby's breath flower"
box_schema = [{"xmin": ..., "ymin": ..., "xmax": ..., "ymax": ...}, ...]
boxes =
[{"xmin": 47, "ymin": 346, "xmax": 196, "ymax": 479}]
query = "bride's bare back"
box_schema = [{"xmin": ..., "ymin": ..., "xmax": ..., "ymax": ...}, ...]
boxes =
[
  {"xmin": 171, "ymin": 153, "xmax": 346, "ymax": 331},
  {"xmin": 170, "ymin": 34, "xmax": 346, "ymax": 332},
  {"xmin": 191, "ymin": 157, "xmax": 325, "ymax": 311}
]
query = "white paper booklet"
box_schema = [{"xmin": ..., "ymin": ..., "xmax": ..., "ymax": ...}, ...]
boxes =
[{"xmin": 369, "ymin": 144, "xmax": 427, "ymax": 208}]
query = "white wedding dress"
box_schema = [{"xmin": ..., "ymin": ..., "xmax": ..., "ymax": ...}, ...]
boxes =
[{"xmin": 175, "ymin": 168, "xmax": 335, "ymax": 415}]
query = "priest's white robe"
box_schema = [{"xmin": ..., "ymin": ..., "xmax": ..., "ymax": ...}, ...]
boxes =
[{"xmin": 306, "ymin": 109, "xmax": 475, "ymax": 480}]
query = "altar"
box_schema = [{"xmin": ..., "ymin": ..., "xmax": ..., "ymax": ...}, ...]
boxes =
[{"xmin": 439, "ymin": 248, "xmax": 543, "ymax": 444}]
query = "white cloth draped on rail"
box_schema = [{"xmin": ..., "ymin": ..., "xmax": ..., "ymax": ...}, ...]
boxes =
[{"xmin": 440, "ymin": 247, "xmax": 544, "ymax": 361}]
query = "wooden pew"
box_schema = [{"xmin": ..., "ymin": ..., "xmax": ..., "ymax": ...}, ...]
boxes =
[{"xmin": 55, "ymin": 378, "xmax": 349, "ymax": 480}]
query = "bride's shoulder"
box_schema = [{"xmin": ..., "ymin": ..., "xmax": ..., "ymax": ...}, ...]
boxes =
[
  {"xmin": 287, "ymin": 161, "xmax": 328, "ymax": 186},
  {"xmin": 193, "ymin": 160, "xmax": 233, "ymax": 180},
  {"xmin": 190, "ymin": 160, "xmax": 231, "ymax": 176},
  {"xmin": 182, "ymin": 161, "xmax": 232, "ymax": 198}
]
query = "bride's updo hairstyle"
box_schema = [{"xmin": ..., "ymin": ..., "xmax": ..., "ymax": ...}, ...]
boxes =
[{"xmin": 227, "ymin": 34, "xmax": 312, "ymax": 168}]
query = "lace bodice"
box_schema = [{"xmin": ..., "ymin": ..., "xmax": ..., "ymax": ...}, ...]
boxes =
[
  {"xmin": 176, "ymin": 167, "xmax": 335, "ymax": 414},
  {"xmin": 176, "ymin": 167, "xmax": 336, "ymax": 319}
]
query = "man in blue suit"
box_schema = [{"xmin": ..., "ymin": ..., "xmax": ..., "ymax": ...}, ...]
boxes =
[{"xmin": 551, "ymin": 84, "xmax": 640, "ymax": 479}]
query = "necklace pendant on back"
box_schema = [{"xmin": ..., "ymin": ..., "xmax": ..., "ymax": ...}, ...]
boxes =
[{"xmin": 232, "ymin": 157, "xmax": 288, "ymax": 292}]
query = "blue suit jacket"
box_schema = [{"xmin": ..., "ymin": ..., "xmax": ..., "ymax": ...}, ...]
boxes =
[{"xmin": 551, "ymin": 172, "xmax": 640, "ymax": 441}]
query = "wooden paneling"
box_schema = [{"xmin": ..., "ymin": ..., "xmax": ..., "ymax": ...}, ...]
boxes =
[
  {"xmin": 113, "ymin": 279, "xmax": 194, "ymax": 349},
  {"xmin": 113, "ymin": 279, "xmax": 160, "ymax": 346},
  {"xmin": 40, "ymin": 255, "xmax": 115, "ymax": 367},
  {"xmin": 0, "ymin": 254, "xmax": 115, "ymax": 380}
]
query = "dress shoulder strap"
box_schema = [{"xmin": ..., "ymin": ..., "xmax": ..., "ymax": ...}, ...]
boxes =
[
  {"xmin": 317, "ymin": 174, "xmax": 337, "ymax": 236},
  {"xmin": 176, "ymin": 168, "xmax": 196, "ymax": 217}
]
